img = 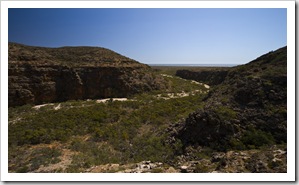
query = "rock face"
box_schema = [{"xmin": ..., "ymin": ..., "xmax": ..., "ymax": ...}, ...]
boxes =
[
  {"xmin": 172, "ymin": 46, "xmax": 287, "ymax": 151},
  {"xmin": 8, "ymin": 43, "xmax": 167, "ymax": 107},
  {"xmin": 175, "ymin": 69, "xmax": 228, "ymax": 85}
]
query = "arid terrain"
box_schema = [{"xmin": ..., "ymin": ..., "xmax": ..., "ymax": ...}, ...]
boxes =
[{"xmin": 8, "ymin": 43, "xmax": 287, "ymax": 173}]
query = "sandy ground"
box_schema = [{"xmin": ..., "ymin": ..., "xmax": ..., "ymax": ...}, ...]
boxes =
[
  {"xmin": 54, "ymin": 103, "xmax": 61, "ymax": 110},
  {"xmin": 33, "ymin": 103, "xmax": 54, "ymax": 110},
  {"xmin": 161, "ymin": 74, "xmax": 174, "ymax": 78},
  {"xmin": 96, "ymin": 98, "xmax": 130, "ymax": 103}
]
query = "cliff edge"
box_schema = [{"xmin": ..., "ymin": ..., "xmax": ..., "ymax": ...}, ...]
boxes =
[{"xmin": 8, "ymin": 43, "xmax": 168, "ymax": 107}]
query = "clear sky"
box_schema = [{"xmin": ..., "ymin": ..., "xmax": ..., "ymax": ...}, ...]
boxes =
[{"xmin": 8, "ymin": 8, "xmax": 287, "ymax": 65}]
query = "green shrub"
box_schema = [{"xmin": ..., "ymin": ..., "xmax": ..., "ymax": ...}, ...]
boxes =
[
  {"xmin": 229, "ymin": 138, "xmax": 246, "ymax": 150},
  {"xmin": 215, "ymin": 106, "xmax": 237, "ymax": 120},
  {"xmin": 241, "ymin": 128, "xmax": 275, "ymax": 149}
]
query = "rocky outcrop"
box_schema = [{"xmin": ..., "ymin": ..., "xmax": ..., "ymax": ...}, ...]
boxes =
[
  {"xmin": 9, "ymin": 43, "xmax": 168, "ymax": 107},
  {"xmin": 175, "ymin": 69, "xmax": 228, "ymax": 85},
  {"xmin": 175, "ymin": 145, "xmax": 287, "ymax": 173},
  {"xmin": 171, "ymin": 46, "xmax": 287, "ymax": 151}
]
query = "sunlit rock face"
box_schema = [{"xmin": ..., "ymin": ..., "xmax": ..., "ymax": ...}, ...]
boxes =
[{"xmin": 8, "ymin": 42, "xmax": 168, "ymax": 107}]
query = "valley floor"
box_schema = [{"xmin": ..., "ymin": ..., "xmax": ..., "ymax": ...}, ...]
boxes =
[{"xmin": 8, "ymin": 66, "xmax": 286, "ymax": 173}]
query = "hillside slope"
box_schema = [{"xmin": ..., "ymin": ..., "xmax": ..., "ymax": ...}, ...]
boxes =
[
  {"xmin": 8, "ymin": 43, "xmax": 168, "ymax": 107},
  {"xmin": 171, "ymin": 46, "xmax": 287, "ymax": 151},
  {"xmin": 8, "ymin": 46, "xmax": 287, "ymax": 173}
]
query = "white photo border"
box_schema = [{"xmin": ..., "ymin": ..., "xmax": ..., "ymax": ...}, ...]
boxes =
[{"xmin": 1, "ymin": 0, "xmax": 295, "ymax": 182}]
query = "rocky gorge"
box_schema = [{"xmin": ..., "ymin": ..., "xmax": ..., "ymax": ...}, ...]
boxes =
[
  {"xmin": 8, "ymin": 43, "xmax": 288, "ymax": 173},
  {"xmin": 8, "ymin": 43, "xmax": 167, "ymax": 107},
  {"xmin": 176, "ymin": 69, "xmax": 229, "ymax": 86}
]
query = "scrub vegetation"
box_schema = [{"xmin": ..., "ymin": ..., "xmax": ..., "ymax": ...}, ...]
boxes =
[{"xmin": 8, "ymin": 68, "xmax": 208, "ymax": 173}]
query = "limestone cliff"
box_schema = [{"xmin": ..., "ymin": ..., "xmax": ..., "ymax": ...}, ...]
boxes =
[{"xmin": 8, "ymin": 43, "xmax": 167, "ymax": 107}]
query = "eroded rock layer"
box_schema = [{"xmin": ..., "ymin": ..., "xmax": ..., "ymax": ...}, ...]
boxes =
[{"xmin": 9, "ymin": 43, "xmax": 167, "ymax": 107}]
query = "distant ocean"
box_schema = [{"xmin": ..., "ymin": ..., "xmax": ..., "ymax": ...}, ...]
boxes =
[{"xmin": 149, "ymin": 64, "xmax": 238, "ymax": 67}]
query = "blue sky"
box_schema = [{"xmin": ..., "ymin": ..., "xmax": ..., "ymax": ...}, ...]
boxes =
[{"xmin": 8, "ymin": 8, "xmax": 287, "ymax": 65}]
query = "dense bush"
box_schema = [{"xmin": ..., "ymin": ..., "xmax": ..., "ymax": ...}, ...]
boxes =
[
  {"xmin": 240, "ymin": 128, "xmax": 275, "ymax": 149},
  {"xmin": 215, "ymin": 105, "xmax": 237, "ymax": 120}
]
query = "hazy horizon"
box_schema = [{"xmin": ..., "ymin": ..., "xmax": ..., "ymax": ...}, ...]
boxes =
[{"xmin": 9, "ymin": 8, "xmax": 286, "ymax": 65}]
